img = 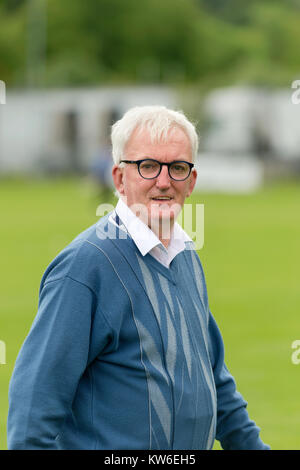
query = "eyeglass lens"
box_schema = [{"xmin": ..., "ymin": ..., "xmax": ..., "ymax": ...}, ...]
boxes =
[{"xmin": 139, "ymin": 159, "xmax": 190, "ymax": 180}]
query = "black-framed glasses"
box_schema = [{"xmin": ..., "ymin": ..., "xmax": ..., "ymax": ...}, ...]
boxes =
[{"xmin": 120, "ymin": 158, "xmax": 194, "ymax": 181}]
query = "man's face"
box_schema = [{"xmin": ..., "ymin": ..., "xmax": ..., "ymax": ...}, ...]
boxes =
[{"xmin": 112, "ymin": 125, "xmax": 197, "ymax": 233}]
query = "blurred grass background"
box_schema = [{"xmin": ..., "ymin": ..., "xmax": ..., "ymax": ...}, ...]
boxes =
[{"xmin": 0, "ymin": 177, "xmax": 299, "ymax": 450}]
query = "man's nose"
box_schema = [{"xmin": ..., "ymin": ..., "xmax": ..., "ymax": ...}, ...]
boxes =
[{"xmin": 155, "ymin": 164, "xmax": 171, "ymax": 189}]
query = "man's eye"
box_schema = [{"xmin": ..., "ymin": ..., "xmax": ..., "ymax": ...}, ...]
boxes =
[
  {"xmin": 141, "ymin": 162, "xmax": 157, "ymax": 170},
  {"xmin": 172, "ymin": 164, "xmax": 185, "ymax": 172}
]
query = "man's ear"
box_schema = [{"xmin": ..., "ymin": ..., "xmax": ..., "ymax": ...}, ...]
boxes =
[
  {"xmin": 112, "ymin": 164, "xmax": 125, "ymax": 195},
  {"xmin": 186, "ymin": 168, "xmax": 197, "ymax": 197}
]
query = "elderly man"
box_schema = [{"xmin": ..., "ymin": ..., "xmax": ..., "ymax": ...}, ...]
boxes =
[{"xmin": 7, "ymin": 106, "xmax": 269, "ymax": 450}]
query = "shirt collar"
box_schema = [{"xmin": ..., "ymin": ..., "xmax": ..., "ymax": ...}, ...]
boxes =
[{"xmin": 114, "ymin": 198, "xmax": 191, "ymax": 258}]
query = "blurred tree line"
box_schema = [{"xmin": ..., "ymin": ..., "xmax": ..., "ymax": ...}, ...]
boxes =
[{"xmin": 1, "ymin": 0, "xmax": 300, "ymax": 89}]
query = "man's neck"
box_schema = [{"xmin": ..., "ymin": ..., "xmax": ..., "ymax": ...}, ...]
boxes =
[
  {"xmin": 118, "ymin": 197, "xmax": 176, "ymax": 249},
  {"xmin": 150, "ymin": 219, "xmax": 175, "ymax": 249}
]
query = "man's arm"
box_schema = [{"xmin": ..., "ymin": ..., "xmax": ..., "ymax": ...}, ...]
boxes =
[
  {"xmin": 7, "ymin": 275, "xmax": 102, "ymax": 449},
  {"xmin": 208, "ymin": 312, "xmax": 270, "ymax": 450}
]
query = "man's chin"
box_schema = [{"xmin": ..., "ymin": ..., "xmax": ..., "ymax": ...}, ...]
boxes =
[
  {"xmin": 147, "ymin": 204, "xmax": 179, "ymax": 238},
  {"xmin": 150, "ymin": 208, "xmax": 173, "ymax": 219},
  {"xmin": 149, "ymin": 201, "xmax": 181, "ymax": 222}
]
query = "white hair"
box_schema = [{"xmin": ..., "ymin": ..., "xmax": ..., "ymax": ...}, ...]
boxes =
[{"xmin": 111, "ymin": 105, "xmax": 198, "ymax": 164}]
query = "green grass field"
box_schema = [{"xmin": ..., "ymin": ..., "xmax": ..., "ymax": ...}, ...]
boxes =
[{"xmin": 1, "ymin": 177, "xmax": 300, "ymax": 450}]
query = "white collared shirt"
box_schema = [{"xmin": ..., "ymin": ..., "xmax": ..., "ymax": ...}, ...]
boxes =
[{"xmin": 109, "ymin": 198, "xmax": 192, "ymax": 268}]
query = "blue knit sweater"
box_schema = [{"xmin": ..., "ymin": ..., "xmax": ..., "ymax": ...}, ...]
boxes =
[{"xmin": 7, "ymin": 214, "xmax": 269, "ymax": 450}]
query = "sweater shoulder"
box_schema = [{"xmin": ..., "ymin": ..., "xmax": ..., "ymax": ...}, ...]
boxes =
[{"xmin": 40, "ymin": 215, "xmax": 119, "ymax": 291}]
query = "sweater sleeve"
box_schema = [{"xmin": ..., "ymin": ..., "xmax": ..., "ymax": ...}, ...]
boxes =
[
  {"xmin": 208, "ymin": 311, "xmax": 270, "ymax": 450},
  {"xmin": 7, "ymin": 275, "xmax": 107, "ymax": 450}
]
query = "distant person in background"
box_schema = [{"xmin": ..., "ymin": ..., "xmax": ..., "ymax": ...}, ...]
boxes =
[
  {"xmin": 89, "ymin": 108, "xmax": 121, "ymax": 202},
  {"xmin": 7, "ymin": 105, "xmax": 270, "ymax": 450},
  {"xmin": 89, "ymin": 142, "xmax": 113, "ymax": 201}
]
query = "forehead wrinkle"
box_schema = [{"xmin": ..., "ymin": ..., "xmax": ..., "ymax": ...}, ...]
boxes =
[{"xmin": 125, "ymin": 125, "xmax": 191, "ymax": 160}]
